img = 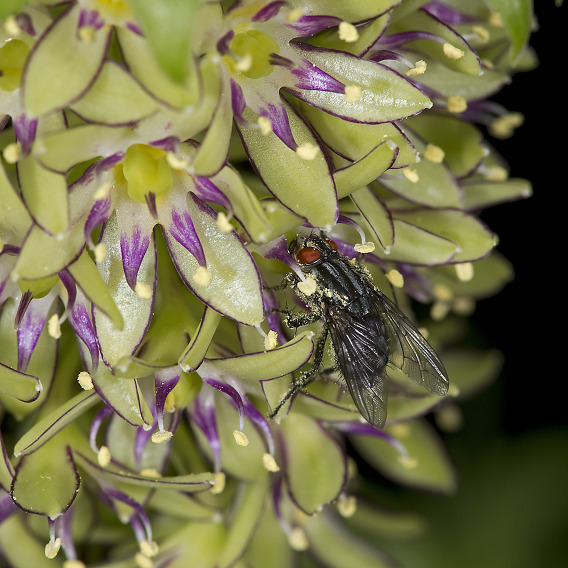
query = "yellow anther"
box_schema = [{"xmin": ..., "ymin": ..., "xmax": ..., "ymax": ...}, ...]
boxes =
[
  {"xmin": 257, "ymin": 115, "xmax": 273, "ymax": 135},
  {"xmin": 489, "ymin": 112, "xmax": 524, "ymax": 139},
  {"xmin": 94, "ymin": 243, "xmax": 107, "ymax": 263},
  {"xmin": 338, "ymin": 21, "xmax": 359, "ymax": 43},
  {"xmin": 45, "ymin": 538, "xmax": 62, "ymax": 559},
  {"xmin": 424, "ymin": 143, "xmax": 445, "ymax": 163},
  {"xmin": 77, "ymin": 371, "xmax": 94, "ymax": 390},
  {"xmin": 135, "ymin": 281, "xmax": 152, "ymax": 299},
  {"xmin": 288, "ymin": 526, "xmax": 309, "ymax": 551},
  {"xmin": 97, "ymin": 445, "xmax": 111, "ymax": 467},
  {"xmin": 262, "ymin": 452, "xmax": 280, "ymax": 472},
  {"xmin": 407, "ymin": 60, "xmax": 427, "ymax": 76},
  {"xmin": 210, "ymin": 472, "xmax": 226, "ymax": 494},
  {"xmin": 3, "ymin": 142, "xmax": 21, "ymax": 164},
  {"xmin": 472, "ymin": 25, "xmax": 490, "ymax": 42},
  {"xmin": 298, "ymin": 276, "xmax": 317, "ymax": 296},
  {"xmin": 402, "ymin": 167, "xmax": 419, "ymax": 183},
  {"xmin": 337, "ymin": 494, "xmax": 357, "ymax": 518},
  {"xmin": 296, "ymin": 142, "xmax": 319, "ymax": 160},
  {"xmin": 151, "ymin": 430, "xmax": 173, "ymax": 444},
  {"xmin": 386, "ymin": 269, "xmax": 404, "ymax": 288},
  {"xmin": 344, "ymin": 84, "xmax": 362, "ymax": 102},
  {"xmin": 216, "ymin": 211, "xmax": 233, "ymax": 233},
  {"xmin": 192, "ymin": 266, "xmax": 211, "ymax": 287},
  {"xmin": 48, "ymin": 313, "xmax": 62, "ymax": 339},
  {"xmin": 233, "ymin": 430, "xmax": 249, "ymax": 446},
  {"xmin": 354, "ymin": 241, "xmax": 375, "ymax": 253},
  {"xmin": 264, "ymin": 329, "xmax": 278, "ymax": 351},
  {"xmin": 447, "ymin": 95, "xmax": 467, "ymax": 113},
  {"xmin": 443, "ymin": 43, "xmax": 465, "ymax": 60},
  {"xmin": 455, "ymin": 262, "xmax": 474, "ymax": 282}
]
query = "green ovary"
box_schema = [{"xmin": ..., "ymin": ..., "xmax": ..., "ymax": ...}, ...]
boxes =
[
  {"xmin": 229, "ymin": 29, "xmax": 280, "ymax": 79},
  {"xmin": 122, "ymin": 144, "xmax": 173, "ymax": 203}
]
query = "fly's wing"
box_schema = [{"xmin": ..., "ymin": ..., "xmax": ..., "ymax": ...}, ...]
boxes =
[
  {"xmin": 371, "ymin": 291, "xmax": 449, "ymax": 396},
  {"xmin": 325, "ymin": 306, "xmax": 389, "ymax": 428}
]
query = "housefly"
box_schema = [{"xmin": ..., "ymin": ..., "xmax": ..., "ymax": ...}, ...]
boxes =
[{"xmin": 270, "ymin": 234, "xmax": 449, "ymax": 428}]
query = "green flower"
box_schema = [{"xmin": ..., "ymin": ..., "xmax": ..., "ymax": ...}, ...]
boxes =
[{"xmin": 1, "ymin": 1, "xmax": 534, "ymax": 567}]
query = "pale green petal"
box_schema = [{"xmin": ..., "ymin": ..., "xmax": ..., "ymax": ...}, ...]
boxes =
[
  {"xmin": 23, "ymin": 4, "xmax": 110, "ymax": 117},
  {"xmin": 351, "ymin": 418, "xmax": 457, "ymax": 493},
  {"xmin": 70, "ymin": 61, "xmax": 160, "ymax": 125},
  {"xmin": 11, "ymin": 435, "xmax": 80, "ymax": 517},
  {"xmin": 237, "ymin": 103, "xmax": 337, "ymax": 230},
  {"xmin": 280, "ymin": 413, "xmax": 345, "ymax": 514},
  {"xmin": 17, "ymin": 155, "xmax": 69, "ymax": 236},
  {"xmin": 296, "ymin": 46, "xmax": 432, "ymax": 123}
]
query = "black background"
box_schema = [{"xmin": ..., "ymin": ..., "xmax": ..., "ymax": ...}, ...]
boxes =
[{"xmin": 472, "ymin": 1, "xmax": 564, "ymax": 436}]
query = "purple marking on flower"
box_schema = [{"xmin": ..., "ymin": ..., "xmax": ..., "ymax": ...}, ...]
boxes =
[
  {"xmin": 89, "ymin": 406, "xmax": 113, "ymax": 454},
  {"xmin": 378, "ymin": 30, "xmax": 444, "ymax": 50},
  {"xmin": 167, "ymin": 207, "xmax": 206, "ymax": 266},
  {"xmin": 332, "ymin": 420, "xmax": 410, "ymax": 455},
  {"xmin": 190, "ymin": 395, "xmax": 221, "ymax": 472},
  {"xmin": 58, "ymin": 270, "xmax": 77, "ymax": 314},
  {"xmin": 78, "ymin": 9, "xmax": 104, "ymax": 30},
  {"xmin": 150, "ymin": 136, "xmax": 179, "ymax": 153},
  {"xmin": 15, "ymin": 13, "xmax": 36, "ymax": 36},
  {"xmin": 0, "ymin": 493, "xmax": 18, "ymax": 524},
  {"xmin": 423, "ymin": 1, "xmax": 477, "ymax": 24},
  {"xmin": 256, "ymin": 236, "xmax": 305, "ymax": 281},
  {"xmin": 105, "ymin": 489, "xmax": 153, "ymax": 542},
  {"xmin": 203, "ymin": 377, "xmax": 245, "ymax": 431},
  {"xmin": 259, "ymin": 102, "xmax": 297, "ymax": 150},
  {"xmin": 154, "ymin": 367, "xmax": 181, "ymax": 432},
  {"xmin": 242, "ymin": 394, "xmax": 275, "ymax": 454},
  {"xmin": 16, "ymin": 297, "xmax": 47, "ymax": 373},
  {"xmin": 288, "ymin": 15, "xmax": 342, "ymax": 37},
  {"xmin": 262, "ymin": 289, "xmax": 287, "ymax": 345},
  {"xmin": 54, "ymin": 510, "xmax": 78, "ymax": 561},
  {"xmin": 268, "ymin": 53, "xmax": 295, "ymax": 68},
  {"xmin": 125, "ymin": 21, "xmax": 143, "ymax": 35},
  {"xmin": 120, "ymin": 227, "xmax": 151, "ymax": 290},
  {"xmin": 217, "ymin": 30, "xmax": 234, "ymax": 55},
  {"xmin": 134, "ymin": 420, "xmax": 156, "ymax": 467},
  {"xmin": 12, "ymin": 114, "xmax": 37, "ymax": 156},
  {"xmin": 68, "ymin": 300, "xmax": 100, "ymax": 372},
  {"xmin": 84, "ymin": 196, "xmax": 112, "ymax": 240},
  {"xmin": 193, "ymin": 177, "xmax": 232, "ymax": 212},
  {"xmin": 252, "ymin": 1, "xmax": 286, "ymax": 22},
  {"xmin": 230, "ymin": 79, "xmax": 247, "ymax": 122},
  {"xmin": 145, "ymin": 192, "xmax": 158, "ymax": 219},
  {"xmin": 292, "ymin": 59, "xmax": 345, "ymax": 93}
]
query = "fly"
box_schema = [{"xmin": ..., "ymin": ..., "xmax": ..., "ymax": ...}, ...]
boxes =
[{"xmin": 270, "ymin": 234, "xmax": 449, "ymax": 428}]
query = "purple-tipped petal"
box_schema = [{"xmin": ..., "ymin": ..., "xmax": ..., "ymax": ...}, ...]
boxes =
[
  {"xmin": 67, "ymin": 293, "xmax": 100, "ymax": 372},
  {"xmin": 120, "ymin": 227, "xmax": 151, "ymax": 290},
  {"xmin": 203, "ymin": 377, "xmax": 245, "ymax": 432},
  {"xmin": 288, "ymin": 15, "xmax": 342, "ymax": 36},
  {"xmin": 217, "ymin": 30, "xmax": 234, "ymax": 55},
  {"xmin": 291, "ymin": 59, "xmax": 345, "ymax": 93},
  {"xmin": 193, "ymin": 177, "xmax": 232, "ymax": 212},
  {"xmin": 259, "ymin": 102, "xmax": 297, "ymax": 151},
  {"xmin": 89, "ymin": 406, "xmax": 113, "ymax": 454},
  {"xmin": 12, "ymin": 114, "xmax": 37, "ymax": 156},
  {"xmin": 166, "ymin": 206, "xmax": 207, "ymax": 267},
  {"xmin": 16, "ymin": 294, "xmax": 52, "ymax": 373},
  {"xmin": 190, "ymin": 393, "xmax": 221, "ymax": 472},
  {"xmin": 255, "ymin": 236, "xmax": 305, "ymax": 281},
  {"xmin": 154, "ymin": 367, "xmax": 181, "ymax": 433},
  {"xmin": 423, "ymin": 1, "xmax": 477, "ymax": 24},
  {"xmin": 252, "ymin": 1, "xmax": 286, "ymax": 22},
  {"xmin": 78, "ymin": 9, "xmax": 105, "ymax": 30},
  {"xmin": 84, "ymin": 196, "xmax": 113, "ymax": 240}
]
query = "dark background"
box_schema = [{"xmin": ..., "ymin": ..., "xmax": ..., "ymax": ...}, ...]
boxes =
[{"xmin": 373, "ymin": 4, "xmax": 568, "ymax": 567}]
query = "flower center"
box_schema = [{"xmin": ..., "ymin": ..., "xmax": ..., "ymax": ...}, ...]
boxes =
[
  {"xmin": 122, "ymin": 144, "xmax": 173, "ymax": 203},
  {"xmin": 227, "ymin": 29, "xmax": 280, "ymax": 79}
]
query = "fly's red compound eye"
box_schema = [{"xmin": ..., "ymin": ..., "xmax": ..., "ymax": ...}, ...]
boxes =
[
  {"xmin": 296, "ymin": 246, "xmax": 321, "ymax": 265},
  {"xmin": 328, "ymin": 239, "xmax": 338, "ymax": 251}
]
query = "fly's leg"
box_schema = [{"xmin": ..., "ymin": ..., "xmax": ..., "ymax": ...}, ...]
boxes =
[{"xmin": 269, "ymin": 327, "xmax": 329, "ymax": 420}]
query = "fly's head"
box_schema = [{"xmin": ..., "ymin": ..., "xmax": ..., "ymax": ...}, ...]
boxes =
[{"xmin": 289, "ymin": 234, "xmax": 338, "ymax": 275}]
